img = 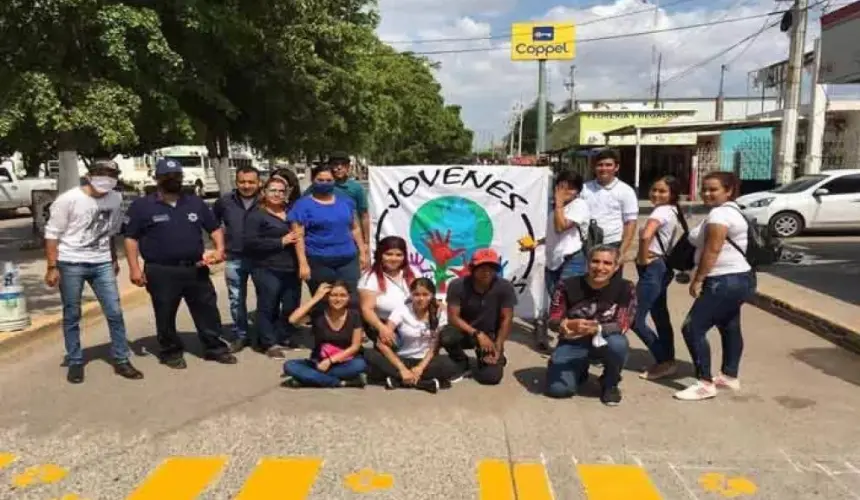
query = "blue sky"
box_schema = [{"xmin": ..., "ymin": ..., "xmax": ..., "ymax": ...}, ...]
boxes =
[{"xmin": 376, "ymin": 0, "xmax": 859, "ymax": 148}]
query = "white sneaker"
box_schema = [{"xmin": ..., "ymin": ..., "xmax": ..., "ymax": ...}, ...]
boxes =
[
  {"xmin": 714, "ymin": 374, "xmax": 741, "ymax": 391},
  {"xmin": 674, "ymin": 381, "xmax": 717, "ymax": 401}
]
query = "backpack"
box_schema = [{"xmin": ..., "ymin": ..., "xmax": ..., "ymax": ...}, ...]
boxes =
[
  {"xmin": 580, "ymin": 219, "xmax": 604, "ymax": 253},
  {"xmin": 655, "ymin": 206, "xmax": 696, "ymax": 271},
  {"xmin": 724, "ymin": 204, "xmax": 778, "ymax": 269}
]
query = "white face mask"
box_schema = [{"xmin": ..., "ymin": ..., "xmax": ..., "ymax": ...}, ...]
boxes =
[{"xmin": 89, "ymin": 176, "xmax": 117, "ymax": 193}]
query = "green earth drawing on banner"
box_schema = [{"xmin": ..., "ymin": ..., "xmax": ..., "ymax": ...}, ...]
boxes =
[{"xmin": 409, "ymin": 196, "xmax": 493, "ymax": 291}]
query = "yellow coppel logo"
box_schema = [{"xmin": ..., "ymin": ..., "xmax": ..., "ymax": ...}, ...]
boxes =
[{"xmin": 510, "ymin": 22, "xmax": 576, "ymax": 61}]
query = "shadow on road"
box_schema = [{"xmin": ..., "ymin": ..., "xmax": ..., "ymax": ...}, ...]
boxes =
[
  {"xmin": 768, "ymin": 240, "xmax": 860, "ymax": 305},
  {"xmin": 790, "ymin": 347, "xmax": 860, "ymax": 388}
]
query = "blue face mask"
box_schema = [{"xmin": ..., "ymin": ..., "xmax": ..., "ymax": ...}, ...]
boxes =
[{"xmin": 312, "ymin": 181, "xmax": 335, "ymax": 195}]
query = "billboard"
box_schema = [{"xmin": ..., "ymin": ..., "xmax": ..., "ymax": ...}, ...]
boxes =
[
  {"xmin": 510, "ymin": 22, "xmax": 575, "ymax": 61},
  {"xmin": 368, "ymin": 166, "xmax": 550, "ymax": 319},
  {"xmin": 577, "ymin": 110, "xmax": 698, "ymax": 146},
  {"xmin": 820, "ymin": 1, "xmax": 860, "ymax": 84}
]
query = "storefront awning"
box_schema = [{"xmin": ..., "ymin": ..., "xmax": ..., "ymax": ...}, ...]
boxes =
[{"xmin": 603, "ymin": 117, "xmax": 789, "ymax": 136}]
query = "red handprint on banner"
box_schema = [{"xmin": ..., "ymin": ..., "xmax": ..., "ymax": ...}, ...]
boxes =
[{"xmin": 424, "ymin": 230, "xmax": 465, "ymax": 269}]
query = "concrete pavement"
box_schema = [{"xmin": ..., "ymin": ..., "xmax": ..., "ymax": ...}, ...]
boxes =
[{"xmin": 2, "ymin": 269, "xmax": 860, "ymax": 499}]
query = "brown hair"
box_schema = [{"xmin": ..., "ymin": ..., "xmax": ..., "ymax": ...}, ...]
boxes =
[
  {"xmin": 702, "ymin": 171, "xmax": 741, "ymax": 201},
  {"xmin": 258, "ymin": 175, "xmax": 290, "ymax": 210}
]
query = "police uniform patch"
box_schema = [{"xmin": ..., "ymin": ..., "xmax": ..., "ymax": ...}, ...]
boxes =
[{"xmin": 187, "ymin": 212, "xmax": 198, "ymax": 222}]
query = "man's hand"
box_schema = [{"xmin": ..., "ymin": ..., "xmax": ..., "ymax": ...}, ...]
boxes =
[
  {"xmin": 689, "ymin": 280, "xmax": 703, "ymax": 299},
  {"xmin": 400, "ymin": 367, "xmax": 418, "ymax": 386},
  {"xmin": 410, "ymin": 365, "xmax": 425, "ymax": 382},
  {"xmin": 129, "ymin": 267, "xmax": 146, "ymax": 287},
  {"xmin": 44, "ymin": 268, "xmax": 60, "ymax": 288},
  {"xmin": 475, "ymin": 331, "xmax": 495, "ymax": 353},
  {"xmin": 561, "ymin": 319, "xmax": 599, "ymax": 338}
]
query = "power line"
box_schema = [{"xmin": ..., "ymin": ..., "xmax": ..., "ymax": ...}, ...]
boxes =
[
  {"xmin": 382, "ymin": 0, "xmax": 698, "ymax": 46},
  {"xmin": 383, "ymin": 10, "xmax": 789, "ymax": 57}
]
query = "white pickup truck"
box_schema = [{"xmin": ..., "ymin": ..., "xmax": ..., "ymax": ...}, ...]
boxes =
[{"xmin": 0, "ymin": 165, "xmax": 57, "ymax": 214}]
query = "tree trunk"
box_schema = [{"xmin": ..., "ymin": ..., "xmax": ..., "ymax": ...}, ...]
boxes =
[
  {"xmin": 57, "ymin": 131, "xmax": 80, "ymax": 194},
  {"xmin": 216, "ymin": 134, "xmax": 232, "ymax": 194}
]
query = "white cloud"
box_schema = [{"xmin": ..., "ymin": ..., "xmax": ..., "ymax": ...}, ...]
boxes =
[{"xmin": 377, "ymin": 0, "xmax": 851, "ymax": 149}]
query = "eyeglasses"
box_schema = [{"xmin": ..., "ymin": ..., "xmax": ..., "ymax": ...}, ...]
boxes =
[{"xmin": 267, "ymin": 189, "xmax": 286, "ymax": 195}]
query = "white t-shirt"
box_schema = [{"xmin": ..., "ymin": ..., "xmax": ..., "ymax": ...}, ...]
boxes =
[
  {"xmin": 688, "ymin": 202, "xmax": 751, "ymax": 276},
  {"xmin": 358, "ymin": 268, "xmax": 414, "ymax": 321},
  {"xmin": 644, "ymin": 205, "xmax": 679, "ymax": 256},
  {"xmin": 388, "ymin": 302, "xmax": 448, "ymax": 359},
  {"xmin": 44, "ymin": 188, "xmax": 123, "ymax": 263},
  {"xmin": 545, "ymin": 198, "xmax": 590, "ymax": 271},
  {"xmin": 580, "ymin": 179, "xmax": 639, "ymax": 244}
]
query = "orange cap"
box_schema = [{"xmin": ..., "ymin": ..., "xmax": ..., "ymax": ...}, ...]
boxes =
[{"xmin": 469, "ymin": 248, "xmax": 501, "ymax": 269}]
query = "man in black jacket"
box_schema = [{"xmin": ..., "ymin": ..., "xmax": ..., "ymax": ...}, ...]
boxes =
[
  {"xmin": 546, "ymin": 245, "xmax": 637, "ymax": 406},
  {"xmin": 213, "ymin": 165, "xmax": 261, "ymax": 352}
]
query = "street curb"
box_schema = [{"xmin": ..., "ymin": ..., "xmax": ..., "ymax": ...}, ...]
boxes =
[
  {"xmin": 749, "ymin": 290, "xmax": 860, "ymax": 356},
  {"xmin": 0, "ymin": 264, "xmax": 225, "ymax": 359}
]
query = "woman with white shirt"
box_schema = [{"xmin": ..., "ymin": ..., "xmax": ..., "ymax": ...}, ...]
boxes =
[
  {"xmin": 364, "ymin": 278, "xmax": 457, "ymax": 393},
  {"xmin": 359, "ymin": 236, "xmax": 416, "ymax": 344},
  {"xmin": 634, "ymin": 176, "xmax": 683, "ymax": 381},
  {"xmin": 675, "ymin": 172, "xmax": 756, "ymax": 401}
]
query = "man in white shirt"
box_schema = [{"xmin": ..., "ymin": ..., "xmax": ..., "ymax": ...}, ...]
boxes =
[
  {"xmin": 44, "ymin": 160, "xmax": 143, "ymax": 384},
  {"xmin": 580, "ymin": 149, "xmax": 639, "ymax": 278}
]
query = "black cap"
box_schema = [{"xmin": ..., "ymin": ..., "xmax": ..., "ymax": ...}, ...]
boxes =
[
  {"xmin": 328, "ymin": 151, "xmax": 350, "ymax": 164},
  {"xmin": 89, "ymin": 159, "xmax": 119, "ymax": 172}
]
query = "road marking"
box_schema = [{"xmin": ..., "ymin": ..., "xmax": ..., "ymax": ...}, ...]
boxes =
[
  {"xmin": 0, "ymin": 453, "xmax": 16, "ymax": 470},
  {"xmin": 343, "ymin": 467, "xmax": 394, "ymax": 493},
  {"xmin": 235, "ymin": 457, "xmax": 322, "ymax": 499},
  {"xmin": 513, "ymin": 462, "xmax": 554, "ymax": 500},
  {"xmin": 477, "ymin": 459, "xmax": 514, "ymax": 500},
  {"xmin": 699, "ymin": 472, "xmax": 757, "ymax": 498},
  {"xmin": 126, "ymin": 456, "xmax": 227, "ymax": 500},
  {"xmin": 577, "ymin": 464, "xmax": 663, "ymax": 500},
  {"xmin": 11, "ymin": 464, "xmax": 68, "ymax": 488}
]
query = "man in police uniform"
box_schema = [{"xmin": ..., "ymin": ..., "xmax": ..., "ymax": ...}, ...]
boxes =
[{"xmin": 123, "ymin": 158, "xmax": 237, "ymax": 369}]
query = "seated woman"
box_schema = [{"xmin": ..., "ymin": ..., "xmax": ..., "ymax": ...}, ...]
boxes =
[
  {"xmin": 364, "ymin": 278, "xmax": 458, "ymax": 393},
  {"xmin": 282, "ymin": 282, "xmax": 367, "ymax": 388},
  {"xmin": 359, "ymin": 236, "xmax": 416, "ymax": 343}
]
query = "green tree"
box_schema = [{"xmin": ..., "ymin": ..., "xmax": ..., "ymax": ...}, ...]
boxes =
[{"xmin": 505, "ymin": 100, "xmax": 554, "ymax": 156}]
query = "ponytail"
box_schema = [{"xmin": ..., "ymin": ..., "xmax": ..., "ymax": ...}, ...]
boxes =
[{"xmin": 428, "ymin": 297, "xmax": 439, "ymax": 331}]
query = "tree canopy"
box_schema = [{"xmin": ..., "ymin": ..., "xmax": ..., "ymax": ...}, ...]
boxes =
[
  {"xmin": 504, "ymin": 100, "xmax": 554, "ymax": 156},
  {"xmin": 0, "ymin": 0, "xmax": 473, "ymax": 176}
]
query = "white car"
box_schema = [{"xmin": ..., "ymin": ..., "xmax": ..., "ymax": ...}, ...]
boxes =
[{"xmin": 736, "ymin": 169, "xmax": 860, "ymax": 238}]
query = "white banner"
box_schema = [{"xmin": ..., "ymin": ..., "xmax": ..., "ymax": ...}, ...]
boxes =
[{"xmin": 368, "ymin": 165, "xmax": 550, "ymax": 319}]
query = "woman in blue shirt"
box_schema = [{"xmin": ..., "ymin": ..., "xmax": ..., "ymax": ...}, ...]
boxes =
[
  {"xmin": 290, "ymin": 165, "xmax": 367, "ymax": 303},
  {"xmin": 243, "ymin": 175, "xmax": 302, "ymax": 358}
]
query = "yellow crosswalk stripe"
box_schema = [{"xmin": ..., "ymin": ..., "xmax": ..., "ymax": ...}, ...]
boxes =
[
  {"xmin": 576, "ymin": 464, "xmax": 663, "ymax": 500},
  {"xmin": 126, "ymin": 456, "xmax": 228, "ymax": 500},
  {"xmin": 234, "ymin": 457, "xmax": 322, "ymax": 500},
  {"xmin": 0, "ymin": 453, "xmax": 16, "ymax": 470},
  {"xmin": 476, "ymin": 459, "xmax": 554, "ymax": 500}
]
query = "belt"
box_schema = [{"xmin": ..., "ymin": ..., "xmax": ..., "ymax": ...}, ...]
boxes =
[{"xmin": 147, "ymin": 259, "xmax": 199, "ymax": 267}]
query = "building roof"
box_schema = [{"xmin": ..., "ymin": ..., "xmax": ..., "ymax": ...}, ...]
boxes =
[{"xmin": 602, "ymin": 117, "xmax": 790, "ymax": 137}]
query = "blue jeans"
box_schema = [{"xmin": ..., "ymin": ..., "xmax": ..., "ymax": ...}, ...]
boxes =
[
  {"xmin": 544, "ymin": 251, "xmax": 587, "ymax": 302},
  {"xmin": 225, "ymin": 259, "xmax": 252, "ymax": 340},
  {"xmin": 545, "ymin": 334, "xmax": 629, "ymax": 398},
  {"xmin": 283, "ymin": 357, "xmax": 367, "ymax": 387},
  {"xmin": 682, "ymin": 271, "xmax": 756, "ymax": 381},
  {"xmin": 251, "ymin": 267, "xmax": 301, "ymax": 349},
  {"xmin": 307, "ymin": 255, "xmax": 361, "ymax": 308},
  {"xmin": 58, "ymin": 262, "xmax": 130, "ymax": 365},
  {"xmin": 633, "ymin": 259, "xmax": 675, "ymax": 364}
]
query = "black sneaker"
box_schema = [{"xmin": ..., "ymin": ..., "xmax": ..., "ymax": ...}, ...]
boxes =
[
  {"xmin": 384, "ymin": 377, "xmax": 400, "ymax": 390},
  {"xmin": 205, "ymin": 352, "xmax": 238, "ymax": 364},
  {"xmin": 437, "ymin": 378, "xmax": 452, "ymax": 390},
  {"xmin": 67, "ymin": 364, "xmax": 85, "ymax": 384},
  {"xmin": 601, "ymin": 386, "xmax": 622, "ymax": 407},
  {"xmin": 162, "ymin": 357, "xmax": 187, "ymax": 370},
  {"xmin": 265, "ymin": 346, "xmax": 287, "ymax": 359},
  {"xmin": 341, "ymin": 373, "xmax": 367, "ymax": 388},
  {"xmin": 229, "ymin": 338, "xmax": 249, "ymax": 353},
  {"xmin": 114, "ymin": 362, "xmax": 144, "ymax": 380},
  {"xmin": 415, "ymin": 379, "xmax": 439, "ymax": 394},
  {"xmin": 280, "ymin": 376, "xmax": 302, "ymax": 388}
]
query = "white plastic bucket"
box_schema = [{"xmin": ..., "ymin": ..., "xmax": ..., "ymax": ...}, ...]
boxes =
[{"xmin": 0, "ymin": 263, "xmax": 30, "ymax": 332}]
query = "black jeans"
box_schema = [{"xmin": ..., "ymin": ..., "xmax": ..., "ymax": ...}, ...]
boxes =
[
  {"xmin": 364, "ymin": 348, "xmax": 459, "ymax": 383},
  {"xmin": 307, "ymin": 255, "xmax": 360, "ymax": 309},
  {"xmin": 439, "ymin": 325, "xmax": 506, "ymax": 385},
  {"xmin": 144, "ymin": 263, "xmax": 229, "ymax": 360},
  {"xmin": 251, "ymin": 267, "xmax": 301, "ymax": 350}
]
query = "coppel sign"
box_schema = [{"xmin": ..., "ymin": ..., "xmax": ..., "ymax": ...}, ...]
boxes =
[{"xmin": 511, "ymin": 22, "xmax": 575, "ymax": 61}]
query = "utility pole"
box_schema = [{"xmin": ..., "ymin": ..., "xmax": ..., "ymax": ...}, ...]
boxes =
[
  {"xmin": 805, "ymin": 37, "xmax": 825, "ymax": 175},
  {"xmin": 508, "ymin": 114, "xmax": 515, "ymax": 158},
  {"xmin": 536, "ymin": 59, "xmax": 548, "ymax": 155},
  {"xmin": 563, "ymin": 65, "xmax": 576, "ymax": 111},
  {"xmin": 776, "ymin": 0, "xmax": 808, "ymax": 185},
  {"xmin": 716, "ymin": 64, "xmax": 727, "ymax": 120},
  {"xmin": 517, "ymin": 101, "xmax": 524, "ymax": 156},
  {"xmin": 653, "ymin": 53, "xmax": 662, "ymax": 108}
]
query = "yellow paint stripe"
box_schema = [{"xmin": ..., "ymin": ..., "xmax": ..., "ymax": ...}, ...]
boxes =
[
  {"xmin": 476, "ymin": 459, "xmax": 514, "ymax": 500},
  {"xmin": 0, "ymin": 453, "xmax": 16, "ymax": 470},
  {"xmin": 126, "ymin": 456, "xmax": 227, "ymax": 500},
  {"xmin": 577, "ymin": 464, "xmax": 663, "ymax": 500},
  {"xmin": 234, "ymin": 457, "xmax": 322, "ymax": 500},
  {"xmin": 513, "ymin": 462, "xmax": 554, "ymax": 500}
]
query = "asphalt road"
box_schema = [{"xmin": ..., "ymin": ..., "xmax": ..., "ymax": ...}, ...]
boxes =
[{"xmin": 1, "ymin": 271, "xmax": 860, "ymax": 499}]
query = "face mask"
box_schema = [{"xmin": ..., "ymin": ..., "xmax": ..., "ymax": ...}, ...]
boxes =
[
  {"xmin": 89, "ymin": 176, "xmax": 117, "ymax": 193},
  {"xmin": 312, "ymin": 182, "xmax": 335, "ymax": 195},
  {"xmin": 160, "ymin": 178, "xmax": 183, "ymax": 194}
]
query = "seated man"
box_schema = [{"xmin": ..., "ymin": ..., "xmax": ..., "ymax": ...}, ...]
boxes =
[
  {"xmin": 441, "ymin": 248, "xmax": 517, "ymax": 385},
  {"xmin": 546, "ymin": 245, "xmax": 636, "ymax": 406}
]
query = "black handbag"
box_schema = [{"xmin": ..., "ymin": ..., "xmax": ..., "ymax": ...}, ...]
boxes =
[{"xmin": 656, "ymin": 207, "xmax": 696, "ymax": 271}]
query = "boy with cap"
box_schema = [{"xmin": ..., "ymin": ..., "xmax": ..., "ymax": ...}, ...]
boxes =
[
  {"xmin": 44, "ymin": 159, "xmax": 143, "ymax": 384},
  {"xmin": 441, "ymin": 248, "xmax": 517, "ymax": 385},
  {"xmin": 122, "ymin": 158, "xmax": 236, "ymax": 369}
]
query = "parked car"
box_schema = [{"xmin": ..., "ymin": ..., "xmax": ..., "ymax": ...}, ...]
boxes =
[
  {"xmin": 0, "ymin": 165, "xmax": 57, "ymax": 215},
  {"xmin": 736, "ymin": 169, "xmax": 860, "ymax": 238}
]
